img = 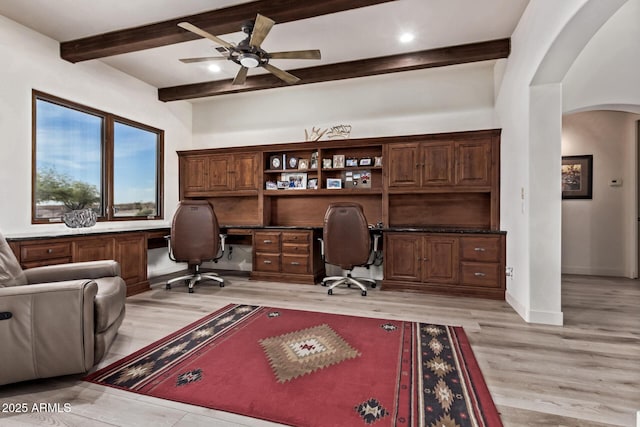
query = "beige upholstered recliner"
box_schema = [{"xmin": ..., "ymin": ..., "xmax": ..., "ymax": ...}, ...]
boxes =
[{"xmin": 0, "ymin": 232, "xmax": 126, "ymax": 386}]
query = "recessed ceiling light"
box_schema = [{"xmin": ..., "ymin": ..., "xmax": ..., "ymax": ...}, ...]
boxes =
[
  {"xmin": 399, "ymin": 32, "xmax": 415, "ymax": 43},
  {"xmin": 208, "ymin": 64, "xmax": 221, "ymax": 73}
]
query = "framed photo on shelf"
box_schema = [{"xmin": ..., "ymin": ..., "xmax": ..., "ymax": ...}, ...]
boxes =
[
  {"xmin": 326, "ymin": 178, "xmax": 342, "ymax": 189},
  {"xmin": 276, "ymin": 181, "xmax": 288, "ymax": 189},
  {"xmin": 298, "ymin": 158, "xmax": 309, "ymax": 170},
  {"xmin": 322, "ymin": 158, "xmax": 333, "ymax": 169},
  {"xmin": 286, "ymin": 156, "xmax": 298, "ymax": 169},
  {"xmin": 374, "ymin": 156, "xmax": 383, "ymax": 167},
  {"xmin": 281, "ymin": 172, "xmax": 307, "ymax": 190},
  {"xmin": 269, "ymin": 155, "xmax": 282, "ymax": 170},
  {"xmin": 345, "ymin": 158, "xmax": 358, "ymax": 167},
  {"xmin": 562, "ymin": 155, "xmax": 593, "ymax": 199},
  {"xmin": 307, "ymin": 178, "xmax": 318, "ymax": 189},
  {"xmin": 265, "ymin": 180, "xmax": 277, "ymax": 190},
  {"xmin": 359, "ymin": 157, "xmax": 372, "ymax": 166},
  {"xmin": 333, "ymin": 154, "xmax": 345, "ymax": 168},
  {"xmin": 310, "ymin": 151, "xmax": 318, "ymax": 169}
]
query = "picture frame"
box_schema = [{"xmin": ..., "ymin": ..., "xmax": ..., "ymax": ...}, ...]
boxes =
[
  {"xmin": 359, "ymin": 157, "xmax": 372, "ymax": 166},
  {"xmin": 269, "ymin": 154, "xmax": 282, "ymax": 170},
  {"xmin": 374, "ymin": 156, "xmax": 383, "ymax": 167},
  {"xmin": 322, "ymin": 158, "xmax": 333, "ymax": 169},
  {"xmin": 276, "ymin": 181, "xmax": 288, "ymax": 190},
  {"xmin": 298, "ymin": 158, "xmax": 309, "ymax": 170},
  {"xmin": 332, "ymin": 154, "xmax": 345, "ymax": 168},
  {"xmin": 307, "ymin": 178, "xmax": 318, "ymax": 189},
  {"xmin": 345, "ymin": 158, "xmax": 358, "ymax": 167},
  {"xmin": 326, "ymin": 178, "xmax": 342, "ymax": 189},
  {"xmin": 562, "ymin": 155, "xmax": 593, "ymax": 199},
  {"xmin": 286, "ymin": 156, "xmax": 298, "ymax": 170},
  {"xmin": 281, "ymin": 172, "xmax": 307, "ymax": 190},
  {"xmin": 310, "ymin": 151, "xmax": 318, "ymax": 169},
  {"xmin": 265, "ymin": 180, "xmax": 277, "ymax": 190}
]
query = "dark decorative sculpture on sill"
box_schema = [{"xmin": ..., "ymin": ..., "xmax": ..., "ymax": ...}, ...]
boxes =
[{"xmin": 62, "ymin": 208, "xmax": 97, "ymax": 228}]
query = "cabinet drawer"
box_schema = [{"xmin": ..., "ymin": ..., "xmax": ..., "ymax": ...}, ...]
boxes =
[
  {"xmin": 282, "ymin": 242, "xmax": 309, "ymax": 255},
  {"xmin": 21, "ymin": 242, "xmax": 72, "ymax": 262},
  {"xmin": 460, "ymin": 262, "xmax": 501, "ymax": 288},
  {"xmin": 255, "ymin": 253, "xmax": 281, "ymax": 272},
  {"xmin": 282, "ymin": 255, "xmax": 310, "ymax": 274},
  {"xmin": 254, "ymin": 232, "xmax": 281, "ymax": 252},
  {"xmin": 460, "ymin": 237, "xmax": 501, "ymax": 262},
  {"xmin": 282, "ymin": 232, "xmax": 310, "ymax": 244}
]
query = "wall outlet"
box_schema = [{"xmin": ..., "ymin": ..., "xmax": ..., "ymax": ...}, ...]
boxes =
[{"xmin": 505, "ymin": 266, "xmax": 514, "ymax": 278}]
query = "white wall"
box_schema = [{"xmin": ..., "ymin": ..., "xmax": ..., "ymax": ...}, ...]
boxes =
[
  {"xmin": 192, "ymin": 61, "xmax": 497, "ymax": 147},
  {"xmin": 562, "ymin": 111, "xmax": 639, "ymax": 277},
  {"xmin": 0, "ymin": 16, "xmax": 192, "ymax": 276}
]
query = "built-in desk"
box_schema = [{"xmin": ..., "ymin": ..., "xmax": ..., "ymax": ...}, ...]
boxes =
[{"xmin": 6, "ymin": 226, "xmax": 170, "ymax": 296}]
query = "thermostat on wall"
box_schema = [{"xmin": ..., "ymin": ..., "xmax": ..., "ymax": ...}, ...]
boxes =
[{"xmin": 609, "ymin": 178, "xmax": 623, "ymax": 187}]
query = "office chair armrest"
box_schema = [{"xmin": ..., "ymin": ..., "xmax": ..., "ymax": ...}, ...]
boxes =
[{"xmin": 318, "ymin": 237, "xmax": 325, "ymax": 259}]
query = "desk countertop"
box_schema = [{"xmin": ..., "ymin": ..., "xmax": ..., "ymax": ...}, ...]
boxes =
[{"xmin": 5, "ymin": 224, "xmax": 170, "ymax": 241}]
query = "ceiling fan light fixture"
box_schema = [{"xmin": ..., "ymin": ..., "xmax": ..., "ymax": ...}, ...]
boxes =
[{"xmin": 239, "ymin": 53, "xmax": 260, "ymax": 68}]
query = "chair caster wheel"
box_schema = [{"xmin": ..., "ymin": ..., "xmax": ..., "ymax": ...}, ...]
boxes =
[
  {"xmin": 347, "ymin": 283, "xmax": 352, "ymax": 288},
  {"xmin": 321, "ymin": 282, "xmax": 327, "ymax": 287},
  {"xmin": 188, "ymin": 287, "xmax": 194, "ymax": 294},
  {"xmin": 371, "ymin": 283, "xmax": 376, "ymax": 288},
  {"xmin": 165, "ymin": 283, "xmax": 171, "ymax": 290},
  {"xmin": 361, "ymin": 290, "xmax": 367, "ymax": 296},
  {"xmin": 219, "ymin": 283, "xmax": 225, "ymax": 288},
  {"xmin": 328, "ymin": 289, "xmax": 333, "ymax": 295}
]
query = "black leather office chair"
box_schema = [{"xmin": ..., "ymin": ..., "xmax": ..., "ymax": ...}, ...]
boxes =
[
  {"xmin": 320, "ymin": 202, "xmax": 379, "ymax": 296},
  {"xmin": 166, "ymin": 200, "xmax": 225, "ymax": 293}
]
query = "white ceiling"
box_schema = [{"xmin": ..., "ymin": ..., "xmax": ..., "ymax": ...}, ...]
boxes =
[{"xmin": 0, "ymin": 0, "xmax": 530, "ymax": 89}]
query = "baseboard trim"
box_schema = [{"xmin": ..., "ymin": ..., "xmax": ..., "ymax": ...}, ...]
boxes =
[
  {"xmin": 561, "ymin": 265, "xmax": 625, "ymax": 277},
  {"xmin": 505, "ymin": 291, "xmax": 564, "ymax": 326}
]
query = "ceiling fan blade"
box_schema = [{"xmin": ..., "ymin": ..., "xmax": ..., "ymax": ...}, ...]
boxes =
[
  {"xmin": 179, "ymin": 56, "xmax": 228, "ymax": 63},
  {"xmin": 263, "ymin": 63, "xmax": 300, "ymax": 85},
  {"xmin": 178, "ymin": 22, "xmax": 234, "ymax": 49},
  {"xmin": 269, "ymin": 50, "xmax": 322, "ymax": 60},
  {"xmin": 232, "ymin": 67, "xmax": 249, "ymax": 85},
  {"xmin": 249, "ymin": 14, "xmax": 275, "ymax": 48}
]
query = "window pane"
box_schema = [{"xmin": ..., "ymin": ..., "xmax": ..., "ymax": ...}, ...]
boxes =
[
  {"xmin": 113, "ymin": 122, "xmax": 158, "ymax": 217},
  {"xmin": 34, "ymin": 99, "xmax": 103, "ymax": 219}
]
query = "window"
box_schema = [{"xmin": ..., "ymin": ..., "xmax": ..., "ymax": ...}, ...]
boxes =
[{"xmin": 32, "ymin": 91, "xmax": 163, "ymax": 223}]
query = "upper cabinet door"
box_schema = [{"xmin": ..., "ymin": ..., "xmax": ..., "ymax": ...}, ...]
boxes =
[
  {"xmin": 207, "ymin": 155, "xmax": 232, "ymax": 191},
  {"xmin": 387, "ymin": 143, "xmax": 420, "ymax": 187},
  {"xmin": 422, "ymin": 142, "xmax": 454, "ymax": 186},
  {"xmin": 233, "ymin": 153, "xmax": 259, "ymax": 191},
  {"xmin": 455, "ymin": 140, "xmax": 491, "ymax": 186},
  {"xmin": 182, "ymin": 156, "xmax": 208, "ymax": 195}
]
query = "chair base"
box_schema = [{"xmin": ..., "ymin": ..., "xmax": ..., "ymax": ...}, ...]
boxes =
[
  {"xmin": 322, "ymin": 273, "xmax": 376, "ymax": 296},
  {"xmin": 166, "ymin": 265, "xmax": 224, "ymax": 293}
]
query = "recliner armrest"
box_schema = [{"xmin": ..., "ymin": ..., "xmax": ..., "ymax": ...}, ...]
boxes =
[
  {"xmin": 24, "ymin": 260, "xmax": 121, "ymax": 284},
  {"xmin": 0, "ymin": 280, "xmax": 98, "ymax": 385}
]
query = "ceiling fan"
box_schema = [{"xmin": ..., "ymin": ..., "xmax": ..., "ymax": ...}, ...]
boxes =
[{"xmin": 178, "ymin": 14, "xmax": 322, "ymax": 86}]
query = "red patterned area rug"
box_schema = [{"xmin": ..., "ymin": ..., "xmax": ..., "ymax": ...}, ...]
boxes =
[{"xmin": 85, "ymin": 304, "xmax": 502, "ymax": 427}]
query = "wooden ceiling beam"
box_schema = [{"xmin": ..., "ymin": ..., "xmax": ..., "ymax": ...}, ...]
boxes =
[
  {"xmin": 158, "ymin": 38, "xmax": 510, "ymax": 101},
  {"xmin": 60, "ymin": 0, "xmax": 397, "ymax": 63}
]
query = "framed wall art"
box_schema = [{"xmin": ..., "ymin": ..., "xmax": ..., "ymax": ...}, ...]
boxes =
[{"xmin": 562, "ymin": 155, "xmax": 593, "ymax": 199}]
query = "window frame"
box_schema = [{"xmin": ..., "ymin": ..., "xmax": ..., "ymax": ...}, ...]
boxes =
[{"xmin": 32, "ymin": 90, "xmax": 164, "ymax": 224}]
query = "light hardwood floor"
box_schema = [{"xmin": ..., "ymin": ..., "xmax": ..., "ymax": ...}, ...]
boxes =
[{"xmin": 1, "ymin": 273, "xmax": 638, "ymax": 426}]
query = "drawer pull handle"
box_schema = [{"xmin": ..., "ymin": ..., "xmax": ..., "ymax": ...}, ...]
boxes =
[
  {"xmin": 263, "ymin": 240, "xmax": 272, "ymax": 244},
  {"xmin": 474, "ymin": 272, "xmax": 486, "ymax": 277},
  {"xmin": 263, "ymin": 260, "xmax": 272, "ymax": 264},
  {"xmin": 47, "ymin": 249, "xmax": 53, "ymax": 253},
  {"xmin": 291, "ymin": 261, "xmax": 300, "ymax": 266},
  {"xmin": 474, "ymin": 247, "xmax": 486, "ymax": 252}
]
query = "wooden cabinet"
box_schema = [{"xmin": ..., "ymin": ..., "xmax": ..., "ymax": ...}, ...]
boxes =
[
  {"xmin": 383, "ymin": 232, "xmax": 504, "ymax": 299},
  {"xmin": 181, "ymin": 152, "xmax": 259, "ymax": 197},
  {"xmin": 9, "ymin": 231, "xmax": 152, "ymax": 296},
  {"xmin": 387, "ymin": 138, "xmax": 492, "ymax": 189},
  {"xmin": 252, "ymin": 229, "xmax": 324, "ymax": 284},
  {"xmin": 384, "ymin": 233, "xmax": 458, "ymax": 286}
]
